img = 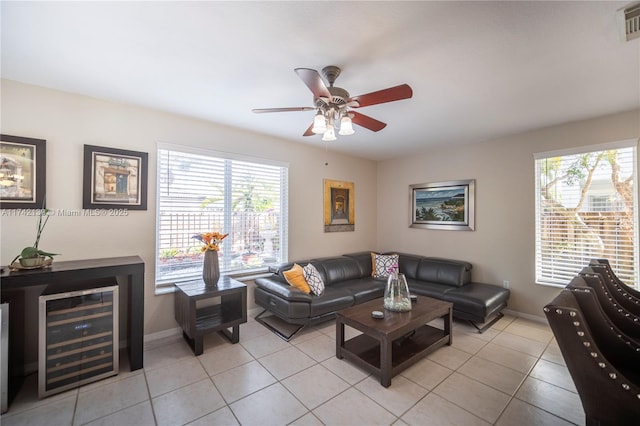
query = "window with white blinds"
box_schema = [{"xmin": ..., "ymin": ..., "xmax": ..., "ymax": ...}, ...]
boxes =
[
  {"xmin": 534, "ymin": 140, "xmax": 638, "ymax": 288},
  {"xmin": 156, "ymin": 145, "xmax": 288, "ymax": 291}
]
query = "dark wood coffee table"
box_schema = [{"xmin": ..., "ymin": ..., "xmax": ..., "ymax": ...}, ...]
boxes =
[{"xmin": 336, "ymin": 295, "xmax": 452, "ymax": 387}]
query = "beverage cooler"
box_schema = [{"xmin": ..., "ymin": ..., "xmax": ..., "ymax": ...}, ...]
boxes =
[
  {"xmin": 39, "ymin": 285, "xmax": 119, "ymax": 398},
  {"xmin": 1, "ymin": 303, "xmax": 8, "ymax": 413}
]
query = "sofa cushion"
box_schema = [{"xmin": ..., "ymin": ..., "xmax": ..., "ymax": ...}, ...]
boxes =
[
  {"xmin": 303, "ymin": 263, "xmax": 325, "ymax": 296},
  {"xmin": 254, "ymin": 287, "xmax": 311, "ymax": 319},
  {"xmin": 371, "ymin": 253, "xmax": 399, "ymax": 279},
  {"xmin": 314, "ymin": 257, "xmax": 364, "ymax": 285},
  {"xmin": 343, "ymin": 278, "xmax": 386, "ymax": 304},
  {"xmin": 406, "ymin": 278, "xmax": 455, "ymax": 299},
  {"xmin": 342, "ymin": 252, "xmax": 374, "ymax": 277},
  {"xmin": 255, "ymin": 276, "xmax": 313, "ymax": 302},
  {"xmin": 416, "ymin": 259, "xmax": 471, "ymax": 287},
  {"xmin": 283, "ymin": 264, "xmax": 311, "ymax": 294},
  {"xmin": 308, "ymin": 287, "xmax": 354, "ymax": 317},
  {"xmin": 396, "ymin": 253, "xmax": 423, "ymax": 280},
  {"xmin": 444, "ymin": 283, "xmax": 510, "ymax": 320}
]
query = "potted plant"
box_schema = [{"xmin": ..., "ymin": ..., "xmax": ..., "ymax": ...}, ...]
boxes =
[{"xmin": 10, "ymin": 201, "xmax": 58, "ymax": 267}]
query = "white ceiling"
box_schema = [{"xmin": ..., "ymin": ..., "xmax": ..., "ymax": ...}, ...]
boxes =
[{"xmin": 2, "ymin": 1, "xmax": 639, "ymax": 161}]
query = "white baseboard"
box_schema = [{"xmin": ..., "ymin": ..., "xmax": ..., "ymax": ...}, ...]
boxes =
[
  {"xmin": 503, "ymin": 308, "xmax": 548, "ymax": 325},
  {"xmin": 141, "ymin": 308, "xmax": 547, "ymax": 345},
  {"xmin": 143, "ymin": 307, "xmax": 263, "ymax": 346},
  {"xmin": 144, "ymin": 326, "xmax": 182, "ymax": 345}
]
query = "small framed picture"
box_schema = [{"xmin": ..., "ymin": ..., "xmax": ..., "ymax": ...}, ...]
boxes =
[
  {"xmin": 410, "ymin": 179, "xmax": 475, "ymax": 231},
  {"xmin": 323, "ymin": 179, "xmax": 355, "ymax": 232},
  {"xmin": 0, "ymin": 134, "xmax": 46, "ymax": 209},
  {"xmin": 83, "ymin": 145, "xmax": 148, "ymax": 210}
]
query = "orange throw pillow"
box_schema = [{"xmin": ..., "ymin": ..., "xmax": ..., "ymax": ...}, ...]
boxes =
[{"xmin": 283, "ymin": 263, "xmax": 311, "ymax": 294}]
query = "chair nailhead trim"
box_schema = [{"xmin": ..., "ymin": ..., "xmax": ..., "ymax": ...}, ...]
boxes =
[{"xmin": 556, "ymin": 276, "xmax": 640, "ymax": 394}]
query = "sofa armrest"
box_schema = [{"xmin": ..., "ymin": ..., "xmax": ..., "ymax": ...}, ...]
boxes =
[{"xmin": 255, "ymin": 277, "xmax": 313, "ymax": 302}]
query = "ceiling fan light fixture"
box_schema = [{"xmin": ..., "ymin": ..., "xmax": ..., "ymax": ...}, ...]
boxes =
[
  {"xmin": 338, "ymin": 116, "xmax": 355, "ymax": 136},
  {"xmin": 322, "ymin": 126, "xmax": 336, "ymax": 142},
  {"xmin": 312, "ymin": 111, "xmax": 327, "ymax": 134},
  {"xmin": 253, "ymin": 66, "xmax": 413, "ymax": 140}
]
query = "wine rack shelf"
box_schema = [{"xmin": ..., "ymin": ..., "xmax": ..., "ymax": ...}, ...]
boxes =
[{"xmin": 38, "ymin": 285, "xmax": 119, "ymax": 398}]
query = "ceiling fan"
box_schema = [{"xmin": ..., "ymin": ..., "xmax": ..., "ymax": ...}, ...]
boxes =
[{"xmin": 252, "ymin": 66, "xmax": 413, "ymax": 141}]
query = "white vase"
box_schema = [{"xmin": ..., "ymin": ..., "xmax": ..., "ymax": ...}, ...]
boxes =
[{"xmin": 203, "ymin": 250, "xmax": 220, "ymax": 285}]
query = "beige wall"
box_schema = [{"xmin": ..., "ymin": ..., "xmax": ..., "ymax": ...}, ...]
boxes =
[
  {"xmin": 0, "ymin": 80, "xmax": 378, "ymax": 335},
  {"xmin": 377, "ymin": 109, "xmax": 640, "ymax": 319},
  {"xmin": 2, "ymin": 79, "xmax": 638, "ymax": 333}
]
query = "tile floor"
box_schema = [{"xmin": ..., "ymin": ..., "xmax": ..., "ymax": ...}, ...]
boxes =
[{"xmin": 0, "ymin": 313, "xmax": 585, "ymax": 426}]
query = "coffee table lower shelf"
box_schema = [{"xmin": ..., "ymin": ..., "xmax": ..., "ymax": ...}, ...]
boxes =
[{"xmin": 339, "ymin": 324, "xmax": 449, "ymax": 386}]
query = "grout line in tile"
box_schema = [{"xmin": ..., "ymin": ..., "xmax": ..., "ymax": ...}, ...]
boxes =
[
  {"xmin": 141, "ymin": 368, "xmax": 159, "ymax": 426},
  {"xmin": 7, "ymin": 316, "xmax": 584, "ymax": 426},
  {"xmin": 71, "ymin": 387, "xmax": 79, "ymax": 426},
  {"xmin": 490, "ymin": 333, "xmax": 580, "ymax": 426}
]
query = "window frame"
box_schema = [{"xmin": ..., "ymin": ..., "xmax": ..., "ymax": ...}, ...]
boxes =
[
  {"xmin": 534, "ymin": 139, "xmax": 639, "ymax": 288},
  {"xmin": 154, "ymin": 143, "xmax": 289, "ymax": 293}
]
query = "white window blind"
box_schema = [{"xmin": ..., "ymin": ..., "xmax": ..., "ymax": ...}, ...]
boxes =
[
  {"xmin": 156, "ymin": 145, "xmax": 288, "ymax": 291},
  {"xmin": 534, "ymin": 140, "xmax": 638, "ymax": 287}
]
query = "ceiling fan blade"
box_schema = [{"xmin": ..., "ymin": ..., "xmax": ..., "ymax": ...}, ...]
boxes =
[
  {"xmin": 350, "ymin": 84, "xmax": 413, "ymax": 108},
  {"xmin": 303, "ymin": 123, "xmax": 315, "ymax": 136},
  {"xmin": 350, "ymin": 111, "xmax": 387, "ymax": 132},
  {"xmin": 252, "ymin": 107, "xmax": 315, "ymax": 113},
  {"xmin": 294, "ymin": 68, "xmax": 332, "ymax": 100}
]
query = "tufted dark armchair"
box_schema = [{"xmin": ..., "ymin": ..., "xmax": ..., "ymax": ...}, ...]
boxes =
[
  {"xmin": 574, "ymin": 267, "xmax": 640, "ymax": 340},
  {"xmin": 588, "ymin": 259, "xmax": 640, "ymax": 314},
  {"xmin": 544, "ymin": 285, "xmax": 640, "ymax": 426}
]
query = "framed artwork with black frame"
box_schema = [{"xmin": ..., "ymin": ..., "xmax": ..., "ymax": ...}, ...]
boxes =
[
  {"xmin": 83, "ymin": 145, "xmax": 148, "ymax": 210},
  {"xmin": 410, "ymin": 179, "xmax": 475, "ymax": 231},
  {"xmin": 0, "ymin": 134, "xmax": 46, "ymax": 209}
]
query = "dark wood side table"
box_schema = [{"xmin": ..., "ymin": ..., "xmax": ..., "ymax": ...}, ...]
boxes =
[
  {"xmin": 336, "ymin": 295, "xmax": 452, "ymax": 387},
  {"xmin": 174, "ymin": 276, "xmax": 247, "ymax": 355}
]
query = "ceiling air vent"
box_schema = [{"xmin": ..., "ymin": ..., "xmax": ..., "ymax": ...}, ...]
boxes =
[{"xmin": 623, "ymin": 3, "xmax": 640, "ymax": 41}]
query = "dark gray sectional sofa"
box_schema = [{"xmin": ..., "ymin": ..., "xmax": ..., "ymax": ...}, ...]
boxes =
[{"xmin": 254, "ymin": 251, "xmax": 510, "ymax": 340}]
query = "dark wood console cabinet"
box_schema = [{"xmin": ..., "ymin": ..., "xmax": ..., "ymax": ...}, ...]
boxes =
[{"xmin": 0, "ymin": 256, "xmax": 144, "ymax": 403}]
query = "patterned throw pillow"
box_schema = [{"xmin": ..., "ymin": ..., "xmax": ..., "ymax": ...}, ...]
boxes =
[
  {"xmin": 371, "ymin": 253, "xmax": 399, "ymax": 279},
  {"xmin": 283, "ymin": 263, "xmax": 311, "ymax": 294},
  {"xmin": 303, "ymin": 263, "xmax": 325, "ymax": 296}
]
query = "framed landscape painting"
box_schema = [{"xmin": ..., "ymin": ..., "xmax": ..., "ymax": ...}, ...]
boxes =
[
  {"xmin": 83, "ymin": 145, "xmax": 148, "ymax": 210},
  {"xmin": 0, "ymin": 134, "xmax": 46, "ymax": 209},
  {"xmin": 410, "ymin": 179, "xmax": 475, "ymax": 231}
]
